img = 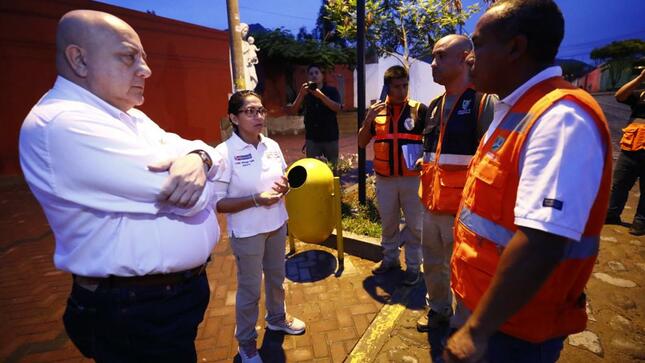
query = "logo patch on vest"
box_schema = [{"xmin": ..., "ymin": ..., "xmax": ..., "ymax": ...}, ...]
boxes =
[
  {"xmin": 542, "ymin": 198, "xmax": 563, "ymax": 210},
  {"xmin": 491, "ymin": 136, "xmax": 505, "ymax": 151},
  {"xmin": 404, "ymin": 117, "xmax": 415, "ymax": 131},
  {"xmin": 456, "ymin": 99, "xmax": 472, "ymax": 115}
]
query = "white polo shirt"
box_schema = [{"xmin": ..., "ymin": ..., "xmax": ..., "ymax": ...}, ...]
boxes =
[
  {"xmin": 484, "ymin": 66, "xmax": 605, "ymax": 241},
  {"xmin": 213, "ymin": 132, "xmax": 289, "ymax": 238}
]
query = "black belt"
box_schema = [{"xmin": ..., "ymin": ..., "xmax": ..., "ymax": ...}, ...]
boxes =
[{"xmin": 74, "ymin": 263, "xmax": 207, "ymax": 289}]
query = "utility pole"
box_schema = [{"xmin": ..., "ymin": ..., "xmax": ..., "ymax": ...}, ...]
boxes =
[
  {"xmin": 357, "ymin": 0, "xmax": 366, "ymax": 205},
  {"xmin": 226, "ymin": 0, "xmax": 246, "ymax": 91}
]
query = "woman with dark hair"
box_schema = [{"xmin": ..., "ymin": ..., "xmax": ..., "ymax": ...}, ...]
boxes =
[
  {"xmin": 289, "ymin": 64, "xmax": 342, "ymax": 168},
  {"xmin": 213, "ymin": 90, "xmax": 305, "ymax": 363}
]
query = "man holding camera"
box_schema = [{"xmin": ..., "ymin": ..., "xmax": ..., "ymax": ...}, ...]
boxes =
[{"xmin": 290, "ymin": 64, "xmax": 342, "ymax": 168}]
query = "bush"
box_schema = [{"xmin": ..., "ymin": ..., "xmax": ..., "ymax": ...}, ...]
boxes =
[{"xmin": 340, "ymin": 176, "xmax": 382, "ymax": 238}]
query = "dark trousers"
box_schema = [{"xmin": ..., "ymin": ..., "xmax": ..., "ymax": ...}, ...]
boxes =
[
  {"xmin": 485, "ymin": 332, "xmax": 565, "ymax": 363},
  {"xmin": 63, "ymin": 272, "xmax": 210, "ymax": 363},
  {"xmin": 607, "ymin": 150, "xmax": 645, "ymax": 225}
]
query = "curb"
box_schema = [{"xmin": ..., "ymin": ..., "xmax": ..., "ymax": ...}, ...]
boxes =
[{"xmin": 321, "ymin": 230, "xmax": 383, "ymax": 262}]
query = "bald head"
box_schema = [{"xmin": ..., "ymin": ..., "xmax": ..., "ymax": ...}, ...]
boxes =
[
  {"xmin": 56, "ymin": 10, "xmax": 137, "ymax": 75},
  {"xmin": 54, "ymin": 10, "xmax": 151, "ymax": 111},
  {"xmin": 435, "ymin": 34, "xmax": 473, "ymax": 55},
  {"xmin": 431, "ymin": 34, "xmax": 473, "ymax": 90}
]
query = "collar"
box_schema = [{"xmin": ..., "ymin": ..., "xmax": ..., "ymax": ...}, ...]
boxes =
[
  {"xmin": 386, "ymin": 96, "xmax": 409, "ymax": 107},
  {"xmin": 53, "ymin": 76, "xmax": 141, "ymax": 124},
  {"xmin": 499, "ymin": 66, "xmax": 562, "ymax": 107},
  {"xmin": 229, "ymin": 131, "xmax": 267, "ymax": 151}
]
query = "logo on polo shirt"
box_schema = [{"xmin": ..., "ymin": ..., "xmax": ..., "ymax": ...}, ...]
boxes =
[
  {"xmin": 235, "ymin": 154, "xmax": 252, "ymax": 161},
  {"xmin": 265, "ymin": 151, "xmax": 281, "ymax": 159},
  {"xmin": 234, "ymin": 153, "xmax": 254, "ymax": 166}
]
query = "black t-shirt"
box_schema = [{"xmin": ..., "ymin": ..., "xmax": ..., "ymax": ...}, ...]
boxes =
[
  {"xmin": 620, "ymin": 91, "xmax": 645, "ymax": 119},
  {"xmin": 302, "ymin": 85, "xmax": 341, "ymax": 142}
]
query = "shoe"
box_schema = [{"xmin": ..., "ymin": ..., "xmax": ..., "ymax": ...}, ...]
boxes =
[
  {"xmin": 372, "ymin": 260, "xmax": 401, "ymax": 275},
  {"xmin": 605, "ymin": 215, "xmax": 622, "ymax": 225},
  {"xmin": 266, "ymin": 314, "xmax": 306, "ymax": 335},
  {"xmin": 629, "ymin": 220, "xmax": 645, "ymax": 236},
  {"xmin": 402, "ymin": 268, "xmax": 421, "ymax": 286},
  {"xmin": 417, "ymin": 309, "xmax": 451, "ymax": 332},
  {"xmin": 238, "ymin": 340, "xmax": 263, "ymax": 363}
]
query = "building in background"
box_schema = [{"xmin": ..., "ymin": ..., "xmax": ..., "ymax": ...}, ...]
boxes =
[{"xmin": 0, "ymin": 0, "xmax": 231, "ymax": 175}]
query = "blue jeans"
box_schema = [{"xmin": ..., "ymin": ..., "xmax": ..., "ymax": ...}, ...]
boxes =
[
  {"xmin": 484, "ymin": 332, "xmax": 565, "ymax": 363},
  {"xmin": 63, "ymin": 273, "xmax": 210, "ymax": 363}
]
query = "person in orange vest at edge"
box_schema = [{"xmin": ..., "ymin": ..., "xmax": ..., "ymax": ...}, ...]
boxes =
[
  {"xmin": 415, "ymin": 34, "xmax": 496, "ymax": 333},
  {"xmin": 358, "ymin": 66, "xmax": 428, "ymax": 286},
  {"xmin": 604, "ymin": 67, "xmax": 645, "ymax": 236},
  {"xmin": 443, "ymin": 1, "xmax": 612, "ymax": 362}
]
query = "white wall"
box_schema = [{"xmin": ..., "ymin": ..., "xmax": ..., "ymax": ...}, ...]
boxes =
[{"xmin": 353, "ymin": 55, "xmax": 445, "ymax": 108}]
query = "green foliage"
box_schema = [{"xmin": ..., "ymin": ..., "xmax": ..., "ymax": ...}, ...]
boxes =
[
  {"xmin": 252, "ymin": 27, "xmax": 355, "ymax": 69},
  {"xmin": 590, "ymin": 39, "xmax": 645, "ymax": 62},
  {"xmin": 340, "ymin": 176, "xmax": 382, "ymax": 238},
  {"xmin": 325, "ymin": 0, "xmax": 480, "ymax": 68},
  {"xmin": 591, "ymin": 39, "xmax": 645, "ymax": 89}
]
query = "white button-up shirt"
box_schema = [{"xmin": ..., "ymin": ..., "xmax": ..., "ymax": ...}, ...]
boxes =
[
  {"xmin": 19, "ymin": 76, "xmax": 220, "ymax": 277},
  {"xmin": 213, "ymin": 132, "xmax": 289, "ymax": 238},
  {"xmin": 484, "ymin": 66, "xmax": 605, "ymax": 240}
]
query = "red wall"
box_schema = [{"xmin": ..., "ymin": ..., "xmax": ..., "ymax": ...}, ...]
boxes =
[
  {"xmin": 0, "ymin": 0, "xmax": 231, "ymax": 175},
  {"xmin": 260, "ymin": 63, "xmax": 355, "ymax": 117}
]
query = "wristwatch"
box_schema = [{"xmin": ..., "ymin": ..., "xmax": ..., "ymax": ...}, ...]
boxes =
[{"xmin": 189, "ymin": 149, "xmax": 213, "ymax": 171}]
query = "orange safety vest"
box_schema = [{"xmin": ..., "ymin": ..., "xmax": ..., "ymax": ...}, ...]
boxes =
[
  {"xmin": 419, "ymin": 90, "xmax": 489, "ymax": 214},
  {"xmin": 620, "ymin": 122, "xmax": 645, "ymax": 151},
  {"xmin": 373, "ymin": 100, "xmax": 424, "ymax": 176},
  {"xmin": 451, "ymin": 77, "xmax": 612, "ymax": 343}
]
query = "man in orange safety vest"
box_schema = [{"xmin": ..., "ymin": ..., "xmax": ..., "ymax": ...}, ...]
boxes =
[{"xmin": 444, "ymin": 1, "xmax": 612, "ymax": 362}]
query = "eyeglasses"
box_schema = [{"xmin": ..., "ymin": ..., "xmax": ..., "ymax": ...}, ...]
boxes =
[{"xmin": 237, "ymin": 107, "xmax": 268, "ymax": 117}]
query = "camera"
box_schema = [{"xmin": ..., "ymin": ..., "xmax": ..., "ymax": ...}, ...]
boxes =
[{"xmin": 306, "ymin": 81, "xmax": 318, "ymax": 90}]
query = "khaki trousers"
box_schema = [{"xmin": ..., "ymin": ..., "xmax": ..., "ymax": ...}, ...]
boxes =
[
  {"xmin": 375, "ymin": 175, "xmax": 423, "ymax": 270},
  {"xmin": 421, "ymin": 210, "xmax": 454, "ymax": 315},
  {"xmin": 231, "ymin": 223, "xmax": 287, "ymax": 344}
]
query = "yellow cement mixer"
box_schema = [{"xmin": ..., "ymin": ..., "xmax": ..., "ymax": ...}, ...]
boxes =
[{"xmin": 285, "ymin": 158, "xmax": 344, "ymax": 266}]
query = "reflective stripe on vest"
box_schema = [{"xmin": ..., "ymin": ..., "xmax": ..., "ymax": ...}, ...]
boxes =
[
  {"xmin": 375, "ymin": 133, "xmax": 423, "ymax": 141},
  {"xmin": 423, "ymin": 152, "xmax": 472, "ymax": 165},
  {"xmin": 459, "ymin": 206, "xmax": 600, "ymax": 259},
  {"xmin": 419, "ymin": 90, "xmax": 482, "ymax": 213},
  {"xmin": 452, "ymin": 76, "xmax": 612, "ymax": 343}
]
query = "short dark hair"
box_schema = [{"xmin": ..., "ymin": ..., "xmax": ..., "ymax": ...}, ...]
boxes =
[
  {"xmin": 228, "ymin": 90, "xmax": 261, "ymax": 130},
  {"xmin": 307, "ymin": 64, "xmax": 323, "ymax": 72},
  {"xmin": 488, "ymin": 0, "xmax": 564, "ymax": 64},
  {"xmin": 383, "ymin": 65, "xmax": 408, "ymax": 86}
]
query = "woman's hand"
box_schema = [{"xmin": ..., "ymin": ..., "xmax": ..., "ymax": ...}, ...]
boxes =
[
  {"xmin": 255, "ymin": 191, "xmax": 283, "ymax": 206},
  {"xmin": 271, "ymin": 176, "xmax": 290, "ymax": 195}
]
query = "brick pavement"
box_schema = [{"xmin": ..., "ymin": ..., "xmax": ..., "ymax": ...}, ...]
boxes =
[{"xmin": 0, "ymin": 116, "xmax": 382, "ymax": 363}]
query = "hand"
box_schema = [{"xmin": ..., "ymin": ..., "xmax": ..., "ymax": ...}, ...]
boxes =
[
  {"xmin": 414, "ymin": 157, "xmax": 424, "ymax": 170},
  {"xmin": 311, "ymin": 88, "xmax": 325, "ymax": 99},
  {"xmin": 256, "ymin": 191, "xmax": 283, "ymax": 206},
  {"xmin": 148, "ymin": 153, "xmax": 206, "ymax": 208},
  {"xmin": 272, "ymin": 175, "xmax": 290, "ymax": 195},
  {"xmin": 299, "ymin": 82, "xmax": 310, "ymax": 96},
  {"xmin": 444, "ymin": 324, "xmax": 489, "ymax": 363},
  {"xmin": 364, "ymin": 101, "xmax": 387, "ymax": 125}
]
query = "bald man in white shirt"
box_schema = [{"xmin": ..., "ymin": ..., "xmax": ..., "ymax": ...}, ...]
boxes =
[{"xmin": 19, "ymin": 10, "xmax": 220, "ymax": 362}]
